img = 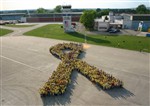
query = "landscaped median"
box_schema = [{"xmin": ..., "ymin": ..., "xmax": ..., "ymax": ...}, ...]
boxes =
[
  {"xmin": 0, "ymin": 28, "xmax": 13, "ymax": 36},
  {"xmin": 24, "ymin": 24, "xmax": 150, "ymax": 52},
  {"xmin": 39, "ymin": 43, "xmax": 123, "ymax": 96}
]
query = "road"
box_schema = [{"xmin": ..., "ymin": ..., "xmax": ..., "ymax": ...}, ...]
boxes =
[{"xmin": 0, "ymin": 24, "xmax": 149, "ymax": 106}]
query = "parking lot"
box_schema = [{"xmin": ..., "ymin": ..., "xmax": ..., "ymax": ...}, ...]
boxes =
[
  {"xmin": 0, "ymin": 32, "xmax": 149, "ymax": 105},
  {"xmin": 76, "ymin": 23, "xmax": 148, "ymax": 37}
]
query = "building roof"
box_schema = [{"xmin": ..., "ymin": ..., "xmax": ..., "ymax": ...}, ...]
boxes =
[
  {"xmin": 0, "ymin": 13, "xmax": 25, "ymax": 16},
  {"xmin": 121, "ymin": 13, "xmax": 150, "ymax": 16},
  {"xmin": 94, "ymin": 18, "xmax": 109, "ymax": 22},
  {"xmin": 0, "ymin": 12, "xmax": 83, "ymax": 16}
]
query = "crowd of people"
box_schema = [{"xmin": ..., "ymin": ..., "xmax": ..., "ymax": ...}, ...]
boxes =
[
  {"xmin": 74, "ymin": 60, "xmax": 123, "ymax": 89},
  {"xmin": 39, "ymin": 43, "xmax": 123, "ymax": 96}
]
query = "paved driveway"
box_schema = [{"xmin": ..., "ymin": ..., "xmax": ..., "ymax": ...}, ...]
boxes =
[
  {"xmin": 0, "ymin": 22, "xmax": 62, "ymax": 36},
  {"xmin": 0, "ymin": 34, "xmax": 149, "ymax": 106}
]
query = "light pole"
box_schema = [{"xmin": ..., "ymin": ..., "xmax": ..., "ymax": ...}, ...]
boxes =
[{"xmin": 84, "ymin": 33, "xmax": 87, "ymax": 44}]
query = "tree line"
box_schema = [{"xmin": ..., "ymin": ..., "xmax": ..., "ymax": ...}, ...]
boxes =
[
  {"xmin": 36, "ymin": 5, "xmax": 62, "ymax": 13},
  {"xmin": 35, "ymin": 4, "xmax": 150, "ymax": 14},
  {"xmin": 1, "ymin": 4, "xmax": 148, "ymax": 14}
]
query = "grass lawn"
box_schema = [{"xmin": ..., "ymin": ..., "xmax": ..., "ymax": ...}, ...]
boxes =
[
  {"xmin": 5, "ymin": 24, "xmax": 36, "ymax": 28},
  {"xmin": 0, "ymin": 28, "xmax": 13, "ymax": 36},
  {"xmin": 24, "ymin": 24, "xmax": 150, "ymax": 52}
]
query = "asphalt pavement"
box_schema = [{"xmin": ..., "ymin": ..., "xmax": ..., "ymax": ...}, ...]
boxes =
[
  {"xmin": 0, "ymin": 36, "xmax": 149, "ymax": 106},
  {"xmin": 0, "ymin": 23, "xmax": 149, "ymax": 106}
]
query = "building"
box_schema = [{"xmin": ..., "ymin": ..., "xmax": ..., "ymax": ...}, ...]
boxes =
[
  {"xmin": 122, "ymin": 14, "xmax": 150, "ymax": 31},
  {"xmin": 94, "ymin": 12, "xmax": 122, "ymax": 31},
  {"xmin": 62, "ymin": 5, "xmax": 75, "ymax": 32},
  {"xmin": 94, "ymin": 19, "xmax": 110, "ymax": 31},
  {"xmin": 26, "ymin": 12, "xmax": 82, "ymax": 22},
  {"xmin": 0, "ymin": 12, "xmax": 82, "ymax": 23},
  {"xmin": 0, "ymin": 13, "xmax": 25, "ymax": 20},
  {"xmin": 94, "ymin": 12, "xmax": 150, "ymax": 32}
]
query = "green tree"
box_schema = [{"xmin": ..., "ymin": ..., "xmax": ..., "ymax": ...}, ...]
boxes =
[
  {"xmin": 36, "ymin": 8, "xmax": 47, "ymax": 13},
  {"xmin": 101, "ymin": 9, "xmax": 109, "ymax": 15},
  {"xmin": 96, "ymin": 8, "xmax": 101, "ymax": 12},
  {"xmin": 54, "ymin": 5, "xmax": 62, "ymax": 13},
  {"xmin": 80, "ymin": 10, "xmax": 97, "ymax": 30},
  {"xmin": 136, "ymin": 4, "xmax": 149, "ymax": 14},
  {"xmin": 96, "ymin": 9, "xmax": 109, "ymax": 18}
]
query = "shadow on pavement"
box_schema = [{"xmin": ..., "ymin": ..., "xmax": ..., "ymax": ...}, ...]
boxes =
[
  {"xmin": 42, "ymin": 45, "xmax": 134, "ymax": 105},
  {"xmin": 104, "ymin": 87, "xmax": 135, "ymax": 99},
  {"xmin": 77, "ymin": 51, "xmax": 86, "ymax": 59},
  {"xmin": 90, "ymin": 78, "xmax": 134, "ymax": 100},
  {"xmin": 67, "ymin": 32, "xmax": 110, "ymax": 44},
  {"xmin": 42, "ymin": 71, "xmax": 134, "ymax": 105},
  {"xmin": 41, "ymin": 71, "xmax": 78, "ymax": 106}
]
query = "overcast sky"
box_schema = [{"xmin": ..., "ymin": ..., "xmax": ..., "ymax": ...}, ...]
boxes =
[{"xmin": 0, "ymin": 0, "xmax": 149, "ymax": 10}]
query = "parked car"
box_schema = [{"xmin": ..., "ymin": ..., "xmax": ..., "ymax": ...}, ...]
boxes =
[
  {"xmin": 0, "ymin": 21, "xmax": 6, "ymax": 25},
  {"xmin": 17, "ymin": 20, "xmax": 24, "ymax": 23},
  {"xmin": 4, "ymin": 21, "xmax": 10, "ymax": 24},
  {"xmin": 146, "ymin": 33, "xmax": 150, "ymax": 37},
  {"xmin": 109, "ymin": 28, "xmax": 120, "ymax": 33},
  {"xmin": 0, "ymin": 20, "xmax": 16, "ymax": 25}
]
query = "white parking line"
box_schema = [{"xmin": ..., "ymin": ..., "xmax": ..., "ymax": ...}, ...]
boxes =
[{"xmin": 0, "ymin": 55, "xmax": 41, "ymax": 71}]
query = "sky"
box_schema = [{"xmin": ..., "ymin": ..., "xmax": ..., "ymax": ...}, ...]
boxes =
[{"xmin": 0, "ymin": 0, "xmax": 149, "ymax": 10}]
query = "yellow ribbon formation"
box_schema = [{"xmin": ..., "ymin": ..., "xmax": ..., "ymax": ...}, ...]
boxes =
[{"xmin": 39, "ymin": 43, "xmax": 123, "ymax": 96}]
